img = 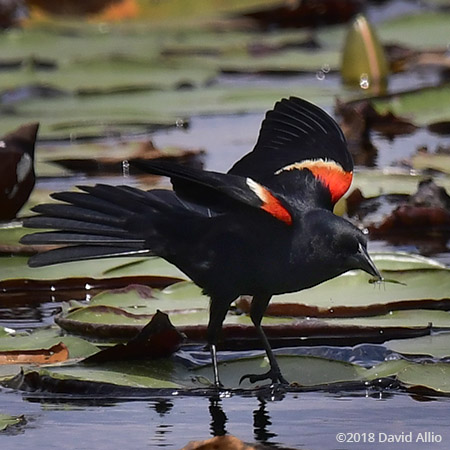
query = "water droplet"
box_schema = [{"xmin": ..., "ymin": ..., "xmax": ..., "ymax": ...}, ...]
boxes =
[
  {"xmin": 359, "ymin": 73, "xmax": 370, "ymax": 89},
  {"xmin": 175, "ymin": 118, "xmax": 185, "ymax": 128},
  {"xmin": 122, "ymin": 160, "xmax": 130, "ymax": 178},
  {"xmin": 50, "ymin": 285, "xmax": 56, "ymax": 292},
  {"xmin": 171, "ymin": 391, "xmax": 179, "ymax": 396},
  {"xmin": 316, "ymin": 70, "xmax": 325, "ymax": 81},
  {"xmin": 321, "ymin": 63, "xmax": 330, "ymax": 73},
  {"xmin": 98, "ymin": 23, "xmax": 110, "ymax": 34},
  {"xmin": 219, "ymin": 390, "xmax": 232, "ymax": 399},
  {"xmin": 85, "ymin": 283, "xmax": 92, "ymax": 290}
]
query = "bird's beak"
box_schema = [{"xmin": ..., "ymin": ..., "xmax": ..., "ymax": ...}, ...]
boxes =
[{"xmin": 355, "ymin": 243, "xmax": 383, "ymax": 281}]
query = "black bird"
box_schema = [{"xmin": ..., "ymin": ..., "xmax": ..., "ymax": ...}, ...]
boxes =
[
  {"xmin": 0, "ymin": 122, "xmax": 39, "ymax": 221},
  {"xmin": 21, "ymin": 97, "xmax": 381, "ymax": 386}
]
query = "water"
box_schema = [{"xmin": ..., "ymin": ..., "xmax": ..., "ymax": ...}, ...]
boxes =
[
  {"xmin": 1, "ymin": 389, "xmax": 449, "ymax": 449},
  {"xmin": 1, "ymin": 2, "xmax": 449, "ymax": 446}
]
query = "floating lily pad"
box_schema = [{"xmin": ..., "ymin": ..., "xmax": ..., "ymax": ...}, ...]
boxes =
[
  {"xmin": 264, "ymin": 267, "xmax": 450, "ymax": 316},
  {"xmin": 320, "ymin": 11, "xmax": 450, "ymax": 51},
  {"xmin": 411, "ymin": 152, "xmax": 450, "ymax": 175},
  {"xmin": 194, "ymin": 355, "xmax": 367, "ymax": 388},
  {"xmin": 0, "ymin": 255, "xmax": 185, "ymax": 282},
  {"xmin": 0, "ymin": 327, "xmax": 99, "ymax": 359},
  {"xmin": 321, "ymin": 309, "xmax": 450, "ymax": 329},
  {"xmin": 377, "ymin": 12, "xmax": 450, "ymax": 50},
  {"xmin": 371, "ymin": 84, "xmax": 450, "ymax": 126},
  {"xmin": 350, "ymin": 170, "xmax": 450, "ymax": 198},
  {"xmin": 5, "ymin": 361, "xmax": 186, "ymax": 391},
  {"xmin": 396, "ymin": 362, "xmax": 450, "ymax": 394},
  {"xmin": 0, "ymin": 413, "xmax": 25, "ymax": 432},
  {"xmin": 386, "ymin": 332, "xmax": 450, "ymax": 359}
]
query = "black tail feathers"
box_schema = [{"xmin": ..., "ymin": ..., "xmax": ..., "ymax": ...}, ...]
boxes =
[{"xmin": 21, "ymin": 184, "xmax": 167, "ymax": 267}]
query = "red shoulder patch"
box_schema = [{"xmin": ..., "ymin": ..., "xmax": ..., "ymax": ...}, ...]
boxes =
[
  {"xmin": 275, "ymin": 159, "xmax": 353, "ymax": 204},
  {"xmin": 246, "ymin": 178, "xmax": 293, "ymax": 225}
]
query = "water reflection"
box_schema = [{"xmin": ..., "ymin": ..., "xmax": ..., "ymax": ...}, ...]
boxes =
[
  {"xmin": 253, "ymin": 398, "xmax": 278, "ymax": 444},
  {"xmin": 209, "ymin": 396, "xmax": 227, "ymax": 436},
  {"xmin": 153, "ymin": 399, "xmax": 174, "ymax": 416}
]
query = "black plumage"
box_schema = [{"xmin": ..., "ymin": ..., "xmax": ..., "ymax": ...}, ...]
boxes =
[{"xmin": 22, "ymin": 97, "xmax": 381, "ymax": 386}]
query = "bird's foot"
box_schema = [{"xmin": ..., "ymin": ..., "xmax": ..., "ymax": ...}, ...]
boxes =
[{"xmin": 239, "ymin": 368, "xmax": 289, "ymax": 386}]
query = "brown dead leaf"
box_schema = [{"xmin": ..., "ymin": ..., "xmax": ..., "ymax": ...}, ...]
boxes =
[
  {"xmin": 0, "ymin": 342, "xmax": 69, "ymax": 365},
  {"xmin": 83, "ymin": 310, "xmax": 184, "ymax": 363},
  {"xmin": 182, "ymin": 435, "xmax": 256, "ymax": 450},
  {"xmin": 242, "ymin": 0, "xmax": 362, "ymax": 29}
]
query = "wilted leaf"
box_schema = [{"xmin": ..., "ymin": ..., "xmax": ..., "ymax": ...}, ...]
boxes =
[
  {"xmin": 43, "ymin": 140, "xmax": 204, "ymax": 175},
  {"xmin": 4, "ymin": 358, "xmax": 190, "ymax": 392},
  {"xmin": 346, "ymin": 179, "xmax": 450, "ymax": 238},
  {"xmin": 242, "ymin": 0, "xmax": 361, "ymax": 28},
  {"xmin": 0, "ymin": 327, "xmax": 99, "ymax": 360},
  {"xmin": 83, "ymin": 310, "xmax": 184, "ymax": 363},
  {"xmin": 0, "ymin": 342, "xmax": 69, "ymax": 365},
  {"xmin": 181, "ymin": 435, "xmax": 257, "ymax": 450}
]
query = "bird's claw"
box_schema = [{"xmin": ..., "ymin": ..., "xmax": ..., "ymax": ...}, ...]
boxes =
[{"xmin": 239, "ymin": 369, "xmax": 289, "ymax": 386}]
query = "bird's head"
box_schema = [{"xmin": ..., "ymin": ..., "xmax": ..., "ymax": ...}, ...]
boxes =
[{"xmin": 300, "ymin": 209, "xmax": 382, "ymax": 282}]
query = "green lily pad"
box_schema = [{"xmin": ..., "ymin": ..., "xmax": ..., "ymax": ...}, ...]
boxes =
[
  {"xmin": 209, "ymin": 49, "xmax": 341, "ymax": 74},
  {"xmin": 396, "ymin": 362, "xmax": 450, "ymax": 394},
  {"xmin": 0, "ymin": 58, "xmax": 214, "ymax": 94},
  {"xmin": 411, "ymin": 152, "xmax": 450, "ymax": 175},
  {"xmin": 322, "ymin": 310, "xmax": 450, "ymax": 329},
  {"xmin": 371, "ymin": 84, "xmax": 450, "ymax": 126},
  {"xmin": 319, "ymin": 11, "xmax": 450, "ymax": 51},
  {"xmin": 0, "ymin": 413, "xmax": 25, "ymax": 432},
  {"xmin": 0, "ymin": 327, "xmax": 13, "ymax": 338},
  {"xmin": 350, "ymin": 170, "xmax": 450, "ymax": 198},
  {"xmin": 377, "ymin": 11, "xmax": 450, "ymax": 50},
  {"xmin": 0, "ymin": 327, "xmax": 99, "ymax": 359},
  {"xmin": 269, "ymin": 267, "xmax": 450, "ymax": 313},
  {"xmin": 0, "ymin": 255, "xmax": 186, "ymax": 282},
  {"xmin": 386, "ymin": 332, "xmax": 450, "ymax": 359},
  {"xmin": 363, "ymin": 359, "xmax": 411, "ymax": 380},
  {"xmin": 195, "ymin": 354, "xmax": 367, "ymax": 388},
  {"xmin": 6, "ymin": 361, "xmax": 187, "ymax": 391}
]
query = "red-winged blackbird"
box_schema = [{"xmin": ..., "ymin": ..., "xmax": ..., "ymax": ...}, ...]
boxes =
[
  {"xmin": 0, "ymin": 123, "xmax": 39, "ymax": 221},
  {"xmin": 21, "ymin": 97, "xmax": 381, "ymax": 386}
]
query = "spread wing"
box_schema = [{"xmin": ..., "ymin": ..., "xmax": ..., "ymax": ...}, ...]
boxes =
[
  {"xmin": 229, "ymin": 97, "xmax": 353, "ymax": 209},
  {"xmin": 132, "ymin": 159, "xmax": 293, "ymax": 225}
]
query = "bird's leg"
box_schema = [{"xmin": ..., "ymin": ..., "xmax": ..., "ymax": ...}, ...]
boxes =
[
  {"xmin": 207, "ymin": 296, "xmax": 234, "ymax": 389},
  {"xmin": 210, "ymin": 342, "xmax": 222, "ymax": 388},
  {"xmin": 240, "ymin": 294, "xmax": 289, "ymax": 386}
]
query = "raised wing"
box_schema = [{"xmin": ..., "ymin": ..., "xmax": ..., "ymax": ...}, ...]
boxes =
[
  {"xmin": 132, "ymin": 159, "xmax": 293, "ymax": 225},
  {"xmin": 229, "ymin": 97, "xmax": 353, "ymax": 208}
]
